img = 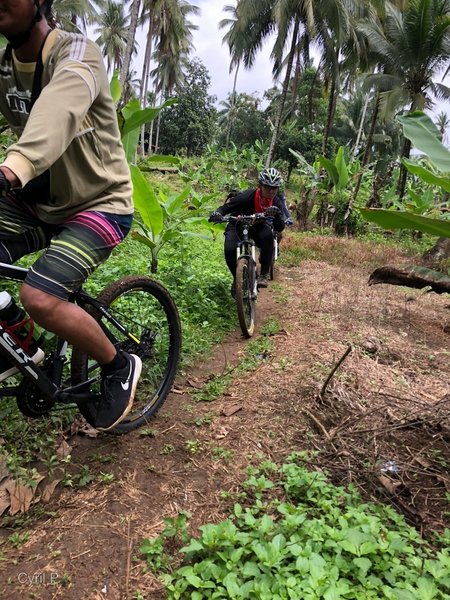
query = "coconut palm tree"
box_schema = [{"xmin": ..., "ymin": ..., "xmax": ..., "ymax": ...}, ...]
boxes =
[
  {"xmin": 119, "ymin": 0, "xmax": 141, "ymax": 91},
  {"xmin": 93, "ymin": 1, "xmax": 129, "ymax": 74},
  {"xmin": 223, "ymin": 0, "xmax": 361, "ymax": 165},
  {"xmin": 222, "ymin": 0, "xmax": 310, "ymax": 165},
  {"xmin": 358, "ymin": 0, "xmax": 450, "ymax": 197},
  {"xmin": 219, "ymin": 3, "xmax": 247, "ymax": 149},
  {"xmin": 139, "ymin": 0, "xmax": 198, "ymax": 100},
  {"xmin": 435, "ymin": 111, "xmax": 450, "ymax": 145},
  {"xmin": 53, "ymin": 0, "xmax": 105, "ymax": 32},
  {"xmin": 153, "ymin": 0, "xmax": 198, "ymax": 91},
  {"xmin": 141, "ymin": 0, "xmax": 198, "ymax": 153},
  {"xmin": 311, "ymin": 0, "xmax": 378, "ymax": 157}
]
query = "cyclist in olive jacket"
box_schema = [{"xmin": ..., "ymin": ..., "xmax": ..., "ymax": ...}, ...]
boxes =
[
  {"xmin": 209, "ymin": 168, "xmax": 285, "ymax": 294},
  {"xmin": 0, "ymin": 0, "xmax": 140, "ymax": 431}
]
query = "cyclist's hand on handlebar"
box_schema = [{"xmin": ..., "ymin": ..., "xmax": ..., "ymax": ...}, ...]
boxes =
[
  {"xmin": 0, "ymin": 169, "xmax": 12, "ymax": 197},
  {"xmin": 264, "ymin": 206, "xmax": 281, "ymax": 218},
  {"xmin": 208, "ymin": 211, "xmax": 223, "ymax": 223}
]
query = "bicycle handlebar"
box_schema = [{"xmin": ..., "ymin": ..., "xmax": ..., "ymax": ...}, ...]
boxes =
[{"xmin": 218, "ymin": 213, "xmax": 270, "ymax": 225}]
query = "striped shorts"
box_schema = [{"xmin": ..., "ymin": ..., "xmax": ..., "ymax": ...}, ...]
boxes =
[{"xmin": 0, "ymin": 195, "xmax": 133, "ymax": 300}]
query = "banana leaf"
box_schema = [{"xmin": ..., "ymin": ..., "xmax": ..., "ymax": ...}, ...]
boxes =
[
  {"xmin": 360, "ymin": 209, "xmax": 450, "ymax": 238},
  {"xmin": 397, "ymin": 112, "xmax": 450, "ymax": 173}
]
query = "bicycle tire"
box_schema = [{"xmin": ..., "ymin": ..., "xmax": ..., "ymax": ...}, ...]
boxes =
[
  {"xmin": 71, "ymin": 275, "xmax": 181, "ymax": 434},
  {"xmin": 235, "ymin": 257, "xmax": 256, "ymax": 338},
  {"xmin": 269, "ymin": 236, "xmax": 278, "ymax": 281},
  {"xmin": 269, "ymin": 259, "xmax": 276, "ymax": 281}
]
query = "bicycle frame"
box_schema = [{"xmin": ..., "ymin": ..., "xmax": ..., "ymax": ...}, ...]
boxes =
[
  {"xmin": 0, "ymin": 262, "xmax": 123, "ymax": 406},
  {"xmin": 235, "ymin": 222, "xmax": 258, "ymax": 298}
]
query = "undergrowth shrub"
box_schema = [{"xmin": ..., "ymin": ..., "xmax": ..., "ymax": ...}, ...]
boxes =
[{"xmin": 140, "ymin": 453, "xmax": 450, "ymax": 599}]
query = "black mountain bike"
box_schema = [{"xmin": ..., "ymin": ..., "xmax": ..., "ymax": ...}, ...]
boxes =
[
  {"xmin": 0, "ymin": 262, "xmax": 181, "ymax": 434},
  {"xmin": 220, "ymin": 214, "xmax": 274, "ymax": 338}
]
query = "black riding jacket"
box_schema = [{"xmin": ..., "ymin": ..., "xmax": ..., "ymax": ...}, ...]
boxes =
[{"xmin": 216, "ymin": 189, "xmax": 285, "ymax": 233}]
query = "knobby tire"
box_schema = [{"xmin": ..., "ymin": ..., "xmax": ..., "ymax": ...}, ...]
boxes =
[
  {"xmin": 235, "ymin": 257, "xmax": 255, "ymax": 338},
  {"xmin": 71, "ymin": 275, "xmax": 181, "ymax": 433},
  {"xmin": 269, "ymin": 235, "xmax": 278, "ymax": 281}
]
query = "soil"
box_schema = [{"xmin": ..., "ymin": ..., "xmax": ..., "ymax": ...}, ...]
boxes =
[{"xmin": 0, "ymin": 235, "xmax": 449, "ymax": 600}]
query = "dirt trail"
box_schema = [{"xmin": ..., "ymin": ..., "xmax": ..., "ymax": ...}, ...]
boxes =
[{"xmin": 0, "ymin": 248, "xmax": 449, "ymax": 600}]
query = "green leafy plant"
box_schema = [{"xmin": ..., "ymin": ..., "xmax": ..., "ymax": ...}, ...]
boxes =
[
  {"xmin": 317, "ymin": 146, "xmax": 350, "ymax": 191},
  {"xmin": 111, "ymin": 71, "xmax": 206, "ymax": 273},
  {"xmin": 8, "ymin": 532, "xmax": 31, "ymax": 549},
  {"xmin": 211, "ymin": 446, "xmax": 234, "ymax": 463},
  {"xmin": 131, "ymin": 181, "xmax": 211, "ymax": 272},
  {"xmin": 185, "ymin": 440, "xmax": 205, "ymax": 455},
  {"xmin": 109, "ymin": 71, "xmax": 177, "ymax": 164},
  {"xmin": 360, "ymin": 112, "xmax": 450, "ymax": 238},
  {"xmin": 139, "ymin": 454, "xmax": 450, "ymax": 599},
  {"xmin": 98, "ymin": 472, "xmax": 115, "ymax": 484},
  {"xmin": 77, "ymin": 465, "xmax": 94, "ymax": 487},
  {"xmin": 139, "ymin": 427, "xmax": 157, "ymax": 438}
]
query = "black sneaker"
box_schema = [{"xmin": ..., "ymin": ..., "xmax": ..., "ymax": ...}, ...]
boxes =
[
  {"xmin": 0, "ymin": 347, "xmax": 45, "ymax": 383},
  {"xmin": 257, "ymin": 275, "xmax": 268, "ymax": 289},
  {"xmin": 95, "ymin": 352, "xmax": 142, "ymax": 431}
]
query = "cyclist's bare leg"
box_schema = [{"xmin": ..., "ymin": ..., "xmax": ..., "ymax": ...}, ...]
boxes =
[{"xmin": 20, "ymin": 284, "xmax": 116, "ymax": 365}]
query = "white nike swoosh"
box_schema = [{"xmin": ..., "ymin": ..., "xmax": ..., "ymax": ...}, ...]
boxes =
[{"xmin": 121, "ymin": 362, "xmax": 133, "ymax": 391}]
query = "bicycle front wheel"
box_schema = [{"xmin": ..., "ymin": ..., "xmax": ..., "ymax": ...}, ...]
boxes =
[
  {"xmin": 71, "ymin": 275, "xmax": 181, "ymax": 433},
  {"xmin": 235, "ymin": 257, "xmax": 256, "ymax": 338},
  {"xmin": 269, "ymin": 236, "xmax": 278, "ymax": 281}
]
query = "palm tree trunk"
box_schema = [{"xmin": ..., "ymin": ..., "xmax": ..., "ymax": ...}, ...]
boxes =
[
  {"xmin": 120, "ymin": 0, "xmax": 141, "ymax": 95},
  {"xmin": 154, "ymin": 91, "xmax": 164, "ymax": 154},
  {"xmin": 396, "ymin": 137, "xmax": 412, "ymax": 198},
  {"xmin": 266, "ymin": 15, "xmax": 301, "ymax": 167},
  {"xmin": 290, "ymin": 45, "xmax": 302, "ymax": 114},
  {"xmin": 225, "ymin": 62, "xmax": 240, "ymax": 149},
  {"xmin": 349, "ymin": 93, "xmax": 381, "ymax": 208},
  {"xmin": 138, "ymin": 27, "xmax": 153, "ymax": 157},
  {"xmin": 308, "ymin": 67, "xmax": 319, "ymax": 123},
  {"xmin": 321, "ymin": 78, "xmax": 337, "ymax": 156},
  {"xmin": 353, "ymin": 93, "xmax": 370, "ymax": 157},
  {"xmin": 423, "ymin": 237, "xmax": 450, "ymax": 263}
]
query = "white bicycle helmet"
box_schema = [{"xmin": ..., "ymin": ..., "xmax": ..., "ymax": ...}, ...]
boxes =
[{"xmin": 258, "ymin": 167, "xmax": 283, "ymax": 188}]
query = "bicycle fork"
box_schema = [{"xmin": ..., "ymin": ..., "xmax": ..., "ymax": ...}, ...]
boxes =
[{"xmin": 236, "ymin": 241, "xmax": 258, "ymax": 299}]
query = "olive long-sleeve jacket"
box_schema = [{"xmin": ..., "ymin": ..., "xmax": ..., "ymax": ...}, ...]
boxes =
[{"xmin": 0, "ymin": 29, "xmax": 132, "ymax": 223}]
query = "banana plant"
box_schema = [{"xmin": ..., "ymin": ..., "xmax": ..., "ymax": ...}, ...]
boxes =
[
  {"xmin": 110, "ymin": 72, "xmax": 210, "ymax": 272},
  {"xmin": 360, "ymin": 112, "xmax": 450, "ymax": 237},
  {"xmin": 110, "ymin": 71, "xmax": 177, "ymax": 163},
  {"xmin": 130, "ymin": 170, "xmax": 212, "ymax": 272},
  {"xmin": 316, "ymin": 146, "xmax": 350, "ymax": 191}
]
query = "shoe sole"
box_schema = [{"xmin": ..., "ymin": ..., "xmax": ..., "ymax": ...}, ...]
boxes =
[
  {"xmin": 96, "ymin": 354, "xmax": 143, "ymax": 432},
  {"xmin": 0, "ymin": 348, "xmax": 45, "ymax": 383}
]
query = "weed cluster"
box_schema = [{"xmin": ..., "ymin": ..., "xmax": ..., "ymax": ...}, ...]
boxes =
[{"xmin": 140, "ymin": 453, "xmax": 450, "ymax": 599}]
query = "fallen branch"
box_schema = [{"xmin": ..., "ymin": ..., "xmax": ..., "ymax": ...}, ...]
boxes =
[
  {"xmin": 368, "ymin": 265, "xmax": 450, "ymax": 295},
  {"xmin": 319, "ymin": 344, "xmax": 353, "ymax": 400},
  {"xmin": 303, "ymin": 408, "xmax": 335, "ymax": 448}
]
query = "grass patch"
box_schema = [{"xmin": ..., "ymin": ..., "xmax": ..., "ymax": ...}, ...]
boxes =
[{"xmin": 280, "ymin": 230, "xmax": 423, "ymax": 269}]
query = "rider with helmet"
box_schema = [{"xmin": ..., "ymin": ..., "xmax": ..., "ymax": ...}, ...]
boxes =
[
  {"xmin": 0, "ymin": 0, "xmax": 140, "ymax": 431},
  {"xmin": 209, "ymin": 167, "xmax": 286, "ymax": 293}
]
